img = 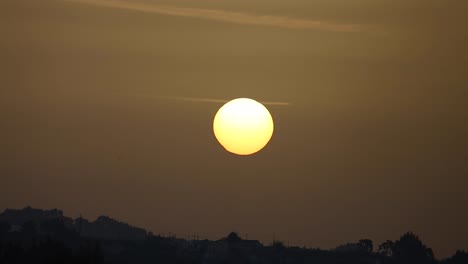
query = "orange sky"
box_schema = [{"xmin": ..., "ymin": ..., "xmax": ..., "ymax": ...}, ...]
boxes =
[{"xmin": 1, "ymin": 0, "xmax": 467, "ymax": 258}]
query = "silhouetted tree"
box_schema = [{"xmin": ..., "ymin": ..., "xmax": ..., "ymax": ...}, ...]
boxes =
[
  {"xmin": 444, "ymin": 250, "xmax": 468, "ymax": 264},
  {"xmin": 359, "ymin": 239, "xmax": 373, "ymax": 252},
  {"xmin": 393, "ymin": 232, "xmax": 434, "ymax": 264},
  {"xmin": 378, "ymin": 240, "xmax": 395, "ymax": 257}
]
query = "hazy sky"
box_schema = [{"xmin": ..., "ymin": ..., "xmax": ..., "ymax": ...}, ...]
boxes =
[{"xmin": 1, "ymin": 0, "xmax": 467, "ymax": 258}]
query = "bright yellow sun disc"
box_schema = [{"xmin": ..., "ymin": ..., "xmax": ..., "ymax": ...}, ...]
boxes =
[{"xmin": 213, "ymin": 98, "xmax": 274, "ymax": 155}]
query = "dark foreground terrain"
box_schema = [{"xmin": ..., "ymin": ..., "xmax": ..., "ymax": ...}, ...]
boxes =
[{"xmin": 0, "ymin": 207, "xmax": 466, "ymax": 264}]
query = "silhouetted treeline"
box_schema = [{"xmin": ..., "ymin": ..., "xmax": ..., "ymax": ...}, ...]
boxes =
[{"xmin": 1, "ymin": 207, "xmax": 467, "ymax": 264}]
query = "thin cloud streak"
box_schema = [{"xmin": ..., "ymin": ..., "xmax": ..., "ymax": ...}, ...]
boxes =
[
  {"xmin": 65, "ymin": 0, "xmax": 367, "ymax": 32},
  {"xmin": 158, "ymin": 96, "xmax": 291, "ymax": 106}
]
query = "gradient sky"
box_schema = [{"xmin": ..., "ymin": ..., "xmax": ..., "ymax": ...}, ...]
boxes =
[{"xmin": 1, "ymin": 0, "xmax": 467, "ymax": 258}]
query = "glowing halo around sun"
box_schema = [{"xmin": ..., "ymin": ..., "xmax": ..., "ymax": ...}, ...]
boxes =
[{"xmin": 213, "ymin": 98, "xmax": 274, "ymax": 155}]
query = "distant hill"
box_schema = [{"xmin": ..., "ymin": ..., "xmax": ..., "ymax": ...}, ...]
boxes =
[
  {"xmin": 0, "ymin": 206, "xmax": 147, "ymax": 241},
  {"xmin": 0, "ymin": 207, "xmax": 73, "ymax": 227},
  {"xmin": 76, "ymin": 215, "xmax": 147, "ymax": 240},
  {"xmin": 1, "ymin": 206, "xmax": 467, "ymax": 264}
]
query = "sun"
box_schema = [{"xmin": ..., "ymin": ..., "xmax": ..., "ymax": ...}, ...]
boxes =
[{"xmin": 213, "ymin": 98, "xmax": 274, "ymax": 155}]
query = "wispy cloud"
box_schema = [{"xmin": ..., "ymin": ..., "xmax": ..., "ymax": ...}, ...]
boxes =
[
  {"xmin": 158, "ymin": 96, "xmax": 291, "ymax": 106},
  {"xmin": 65, "ymin": 0, "xmax": 367, "ymax": 33}
]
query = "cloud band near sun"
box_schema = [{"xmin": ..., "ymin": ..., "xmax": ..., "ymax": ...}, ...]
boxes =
[
  {"xmin": 158, "ymin": 96, "xmax": 291, "ymax": 106},
  {"xmin": 64, "ymin": 0, "xmax": 368, "ymax": 33}
]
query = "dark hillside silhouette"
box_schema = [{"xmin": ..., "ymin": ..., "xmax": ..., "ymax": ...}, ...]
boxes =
[
  {"xmin": 0, "ymin": 207, "xmax": 146, "ymax": 241},
  {"xmin": 0, "ymin": 207, "xmax": 466, "ymax": 264}
]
